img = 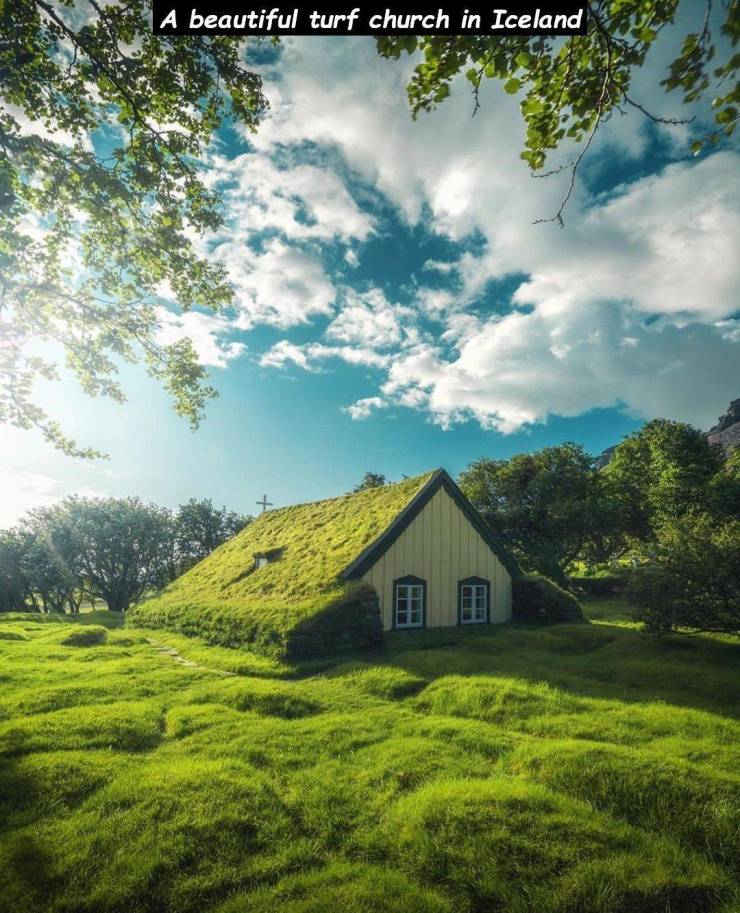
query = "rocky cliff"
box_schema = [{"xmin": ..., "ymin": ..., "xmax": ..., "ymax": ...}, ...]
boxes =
[
  {"xmin": 596, "ymin": 398, "xmax": 739, "ymax": 466},
  {"xmin": 706, "ymin": 398, "xmax": 740, "ymax": 452}
]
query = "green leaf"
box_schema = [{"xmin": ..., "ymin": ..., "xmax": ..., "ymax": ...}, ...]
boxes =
[
  {"xmin": 635, "ymin": 27, "xmax": 657, "ymax": 43},
  {"xmin": 522, "ymin": 97, "xmax": 545, "ymax": 115}
]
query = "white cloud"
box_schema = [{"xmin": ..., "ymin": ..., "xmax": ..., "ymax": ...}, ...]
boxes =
[
  {"xmin": 0, "ymin": 470, "xmax": 107, "ymax": 529},
  {"xmin": 423, "ymin": 259, "xmax": 458, "ymax": 275},
  {"xmin": 209, "ymin": 153, "xmax": 374, "ymax": 244},
  {"xmin": 0, "ymin": 471, "xmax": 61, "ymax": 529},
  {"xmin": 383, "ymin": 306, "xmax": 740, "ymax": 433},
  {"xmin": 259, "ymin": 340, "xmax": 316, "ymax": 371},
  {"xmin": 343, "ymin": 396, "xmax": 387, "ymax": 420},
  {"xmin": 217, "ymin": 238, "xmax": 337, "ymax": 329},
  {"xmin": 507, "ymin": 153, "xmax": 740, "ymax": 324},
  {"xmin": 312, "ymin": 344, "xmax": 391, "ymax": 368},
  {"xmin": 327, "ymin": 288, "xmax": 417, "ymax": 348},
  {"xmin": 249, "ymin": 39, "xmax": 739, "ymax": 432},
  {"xmin": 189, "ymin": 148, "xmax": 375, "ymax": 331},
  {"xmin": 155, "ymin": 308, "xmax": 246, "ymax": 368},
  {"xmin": 260, "ymin": 339, "xmax": 390, "ymax": 370}
]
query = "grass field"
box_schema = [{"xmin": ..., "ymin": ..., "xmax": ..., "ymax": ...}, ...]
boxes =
[{"xmin": 1, "ymin": 599, "xmax": 739, "ymax": 913}]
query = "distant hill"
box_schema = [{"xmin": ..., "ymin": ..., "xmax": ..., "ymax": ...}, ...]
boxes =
[{"xmin": 596, "ymin": 397, "xmax": 739, "ymax": 467}]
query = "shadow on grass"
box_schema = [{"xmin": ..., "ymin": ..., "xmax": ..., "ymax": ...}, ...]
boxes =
[
  {"xmin": 300, "ymin": 600, "xmax": 740, "ymax": 720},
  {"xmin": 10, "ymin": 602, "xmax": 736, "ymax": 722},
  {"xmin": 0, "ymin": 611, "xmax": 124, "ymax": 629},
  {"xmin": 1, "ymin": 832, "xmax": 64, "ymax": 911}
]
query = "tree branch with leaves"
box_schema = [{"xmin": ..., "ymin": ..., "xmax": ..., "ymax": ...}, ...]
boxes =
[
  {"xmin": 377, "ymin": 0, "xmax": 738, "ymax": 225},
  {"xmin": 1, "ymin": 0, "xmax": 266, "ymax": 456}
]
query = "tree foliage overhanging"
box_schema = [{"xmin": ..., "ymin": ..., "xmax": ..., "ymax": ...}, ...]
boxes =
[
  {"xmin": 1, "ymin": 1, "xmax": 265, "ymax": 456},
  {"xmin": 378, "ymin": 1, "xmax": 739, "ymax": 222},
  {"xmin": 4, "ymin": 1, "xmax": 738, "ymax": 457}
]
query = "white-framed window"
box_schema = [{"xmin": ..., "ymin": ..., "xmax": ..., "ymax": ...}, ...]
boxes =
[
  {"xmin": 459, "ymin": 580, "xmax": 488, "ymax": 624},
  {"xmin": 394, "ymin": 578, "xmax": 425, "ymax": 628}
]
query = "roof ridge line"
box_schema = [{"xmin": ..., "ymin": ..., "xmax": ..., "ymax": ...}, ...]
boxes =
[
  {"xmin": 253, "ymin": 470, "xmax": 436, "ymax": 517},
  {"xmin": 340, "ymin": 468, "xmax": 520, "ymax": 580}
]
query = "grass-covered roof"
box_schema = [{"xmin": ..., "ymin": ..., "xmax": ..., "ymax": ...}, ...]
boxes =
[{"xmin": 130, "ymin": 472, "xmax": 435, "ymax": 656}]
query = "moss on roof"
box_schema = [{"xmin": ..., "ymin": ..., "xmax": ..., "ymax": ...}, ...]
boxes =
[{"xmin": 130, "ymin": 473, "xmax": 435, "ymax": 656}]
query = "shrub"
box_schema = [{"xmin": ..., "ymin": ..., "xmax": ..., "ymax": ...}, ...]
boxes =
[
  {"xmin": 629, "ymin": 513, "xmax": 740, "ymax": 635},
  {"xmin": 60, "ymin": 626, "xmax": 108, "ymax": 647},
  {"xmin": 512, "ymin": 575, "xmax": 585, "ymax": 622}
]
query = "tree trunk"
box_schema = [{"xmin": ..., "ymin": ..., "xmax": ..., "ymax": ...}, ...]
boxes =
[{"xmin": 106, "ymin": 593, "xmax": 130, "ymax": 612}]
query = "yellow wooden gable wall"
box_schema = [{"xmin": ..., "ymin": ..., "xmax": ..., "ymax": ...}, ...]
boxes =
[{"xmin": 361, "ymin": 485, "xmax": 512, "ymax": 631}]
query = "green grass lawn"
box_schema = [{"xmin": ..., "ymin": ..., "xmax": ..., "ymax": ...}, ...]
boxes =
[{"xmin": 1, "ymin": 599, "xmax": 739, "ymax": 913}]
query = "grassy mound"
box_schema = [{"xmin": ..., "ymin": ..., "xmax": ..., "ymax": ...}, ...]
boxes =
[
  {"xmin": 505, "ymin": 739, "xmax": 740, "ymax": 873},
  {"xmin": 60, "ymin": 625, "xmax": 109, "ymax": 647},
  {"xmin": 0, "ymin": 701, "xmax": 164, "ymax": 756},
  {"xmin": 415, "ymin": 674, "xmax": 589, "ymax": 724},
  {"xmin": 0, "ymin": 750, "xmax": 122, "ymax": 831},
  {"xmin": 209, "ymin": 680, "xmax": 323, "ymax": 720},
  {"xmin": 131, "ymin": 473, "xmax": 434, "ymax": 658},
  {"xmin": 217, "ymin": 862, "xmax": 455, "ymax": 913},
  {"xmin": 1, "ymin": 603, "xmax": 739, "ymax": 913},
  {"xmin": 371, "ymin": 777, "xmax": 729, "ymax": 912},
  {"xmin": 414, "ymin": 673, "xmax": 740, "ymax": 754},
  {"xmin": 327, "ymin": 662, "xmax": 427, "ymax": 700},
  {"xmin": 0, "ymin": 758, "xmax": 302, "ymax": 913}
]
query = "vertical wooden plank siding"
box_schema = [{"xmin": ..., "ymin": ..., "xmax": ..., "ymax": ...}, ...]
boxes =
[{"xmin": 361, "ymin": 487, "xmax": 512, "ymax": 631}]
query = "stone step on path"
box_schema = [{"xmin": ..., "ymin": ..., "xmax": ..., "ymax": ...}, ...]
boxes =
[{"xmin": 146, "ymin": 638, "xmax": 237, "ymax": 676}]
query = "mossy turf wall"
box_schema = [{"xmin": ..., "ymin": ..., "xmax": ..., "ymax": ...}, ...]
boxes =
[
  {"xmin": 131, "ymin": 584, "xmax": 384, "ymax": 660},
  {"xmin": 130, "ymin": 475, "xmax": 431, "ymax": 657},
  {"xmin": 512, "ymin": 575, "xmax": 585, "ymax": 623}
]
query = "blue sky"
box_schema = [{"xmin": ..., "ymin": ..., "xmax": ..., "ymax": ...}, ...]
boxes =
[{"xmin": 3, "ymin": 24, "xmax": 739, "ymax": 526}]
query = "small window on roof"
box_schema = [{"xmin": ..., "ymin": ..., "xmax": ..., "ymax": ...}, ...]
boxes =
[{"xmin": 254, "ymin": 548, "xmax": 283, "ymax": 570}]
